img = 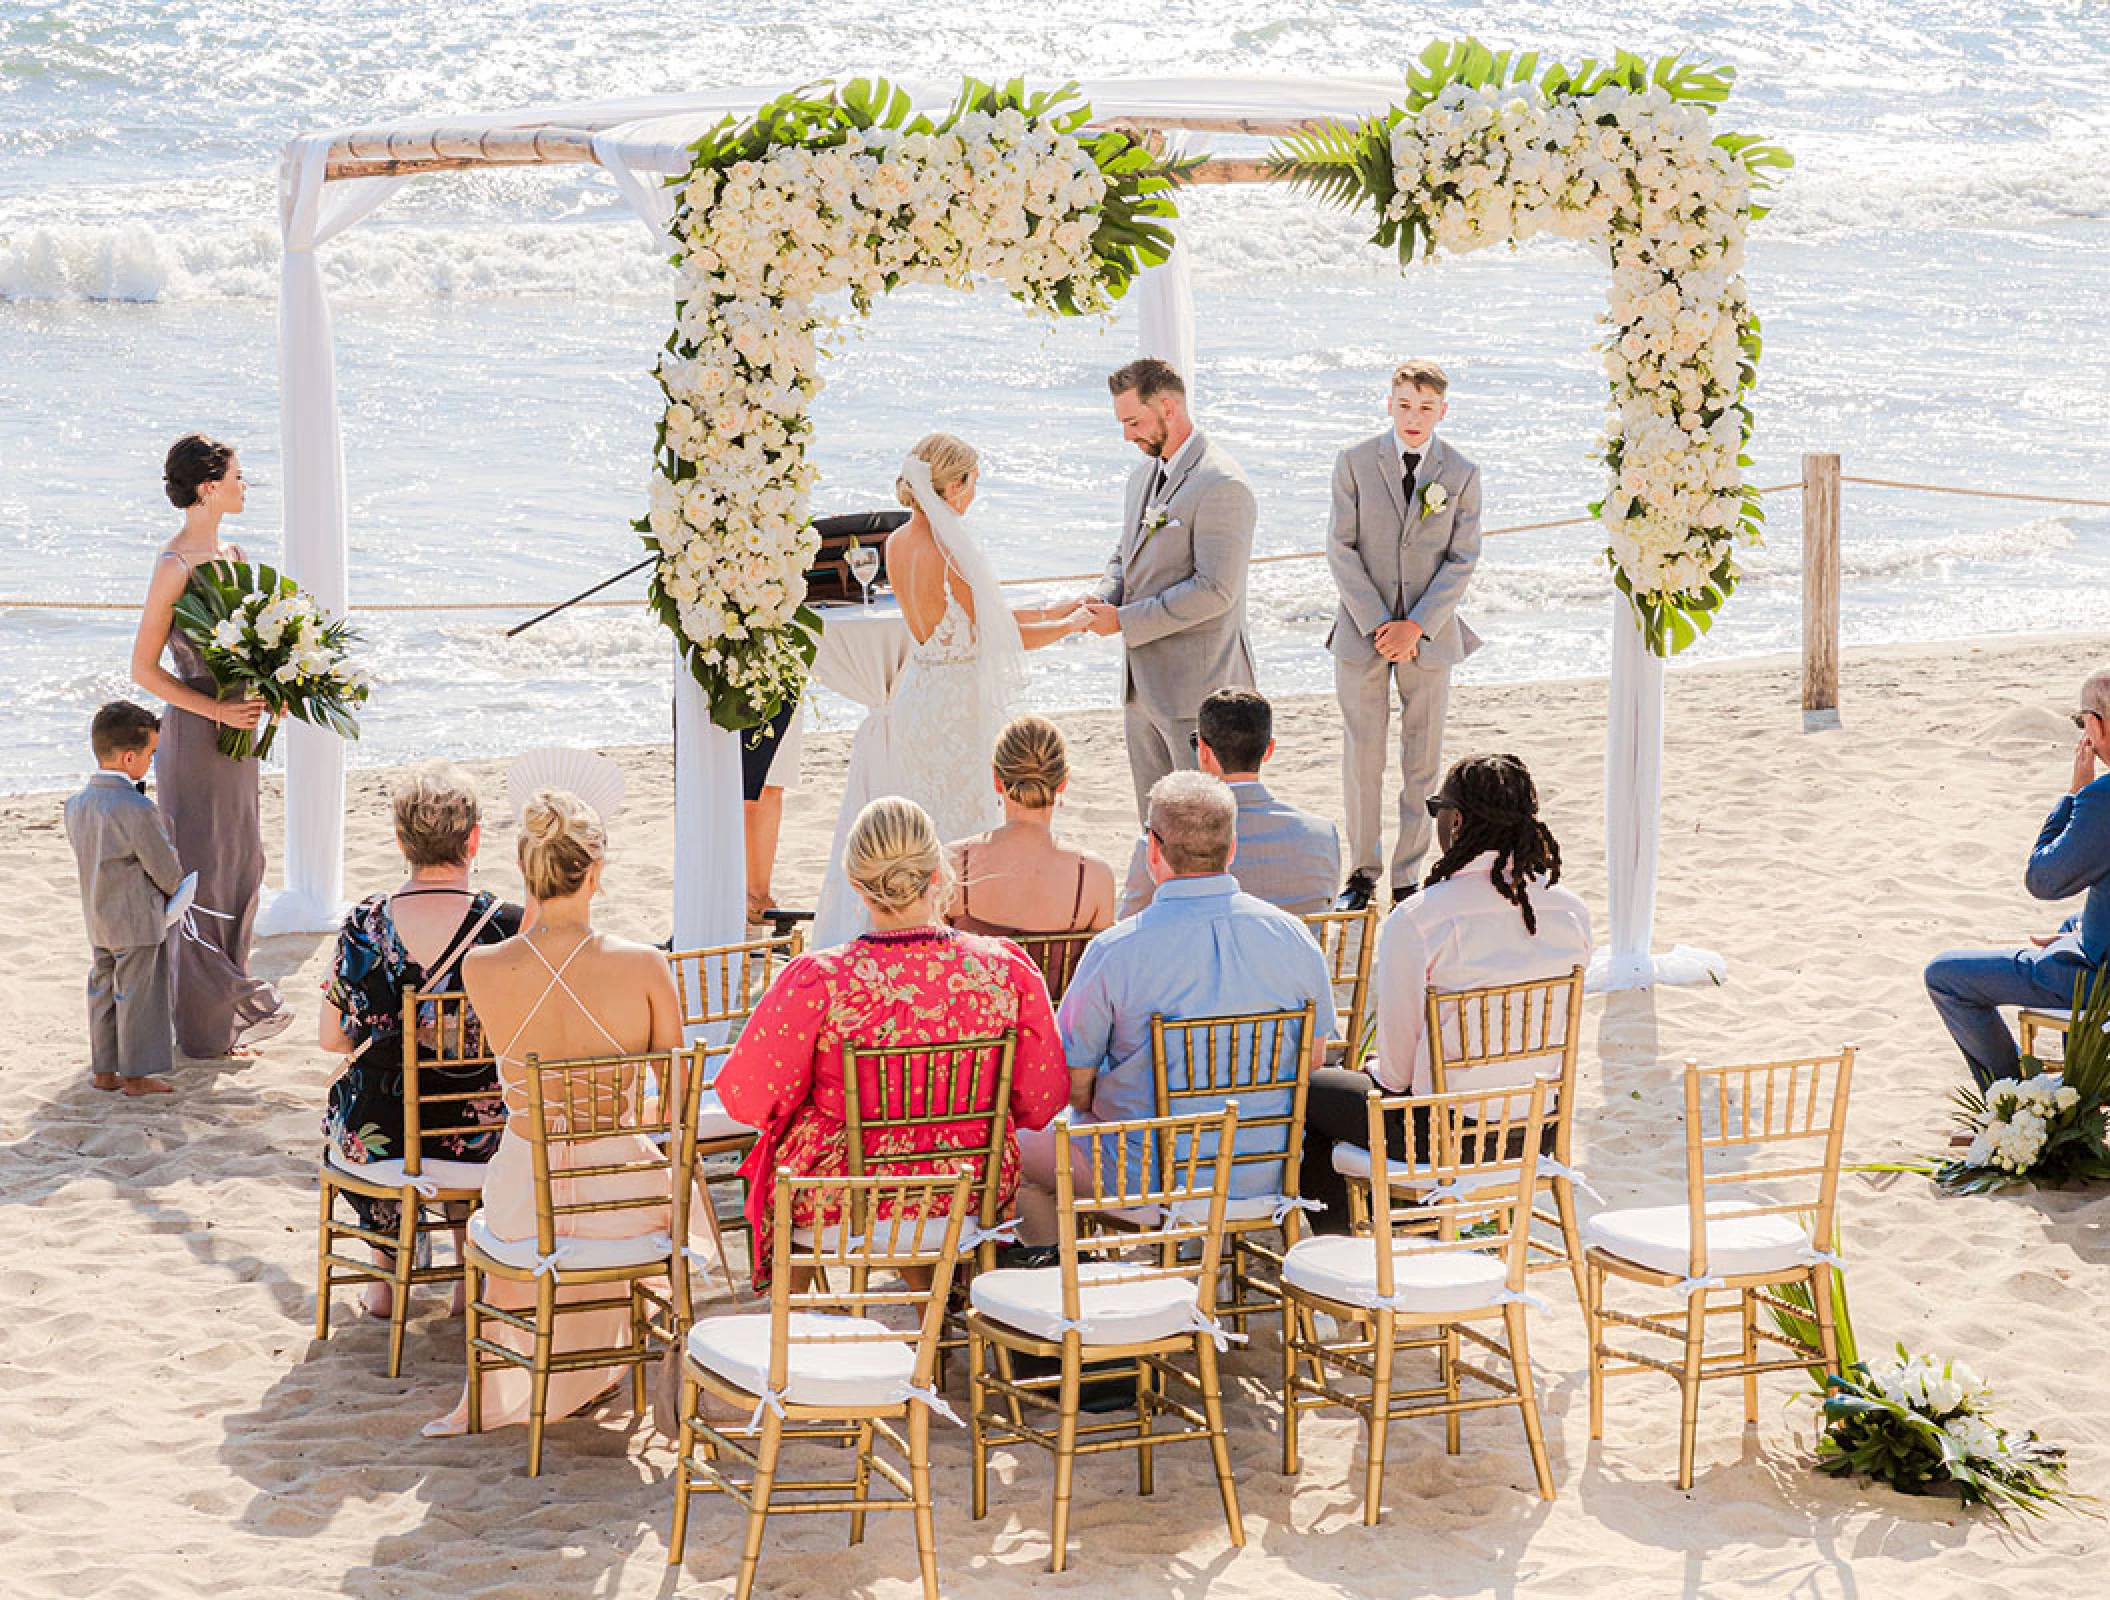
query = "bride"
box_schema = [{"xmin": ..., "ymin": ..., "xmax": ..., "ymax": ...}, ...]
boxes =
[{"xmin": 812, "ymin": 433, "xmax": 1083, "ymax": 945}]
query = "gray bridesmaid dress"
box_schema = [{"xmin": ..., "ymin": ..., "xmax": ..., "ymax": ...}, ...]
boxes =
[{"xmin": 156, "ymin": 554, "xmax": 284, "ymax": 1057}]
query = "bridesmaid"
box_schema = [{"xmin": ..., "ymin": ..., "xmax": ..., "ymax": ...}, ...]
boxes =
[{"xmin": 129, "ymin": 433, "xmax": 291, "ymax": 1059}]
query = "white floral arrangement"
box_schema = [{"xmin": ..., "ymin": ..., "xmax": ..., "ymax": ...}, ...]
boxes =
[
  {"xmin": 1276, "ymin": 40, "xmax": 1791, "ymax": 654},
  {"xmin": 1934, "ymin": 968, "xmax": 2110, "ymax": 1193},
  {"xmin": 644, "ymin": 78, "xmax": 1177, "ymax": 728},
  {"xmin": 1815, "ymin": 1348, "xmax": 2075, "ymax": 1517},
  {"xmin": 169, "ymin": 560, "xmax": 370, "ymax": 761}
]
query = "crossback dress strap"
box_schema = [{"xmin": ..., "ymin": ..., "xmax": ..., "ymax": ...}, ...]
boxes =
[
  {"xmin": 496, "ymin": 935, "xmax": 629, "ymax": 1064},
  {"xmin": 1068, "ymin": 857, "xmax": 1086, "ymax": 929}
]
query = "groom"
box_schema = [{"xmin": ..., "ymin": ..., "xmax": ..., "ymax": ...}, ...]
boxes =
[{"xmin": 1079, "ymin": 358, "xmax": 1258, "ymax": 816}]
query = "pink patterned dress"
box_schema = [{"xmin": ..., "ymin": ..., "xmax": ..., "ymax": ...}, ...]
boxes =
[{"xmin": 716, "ymin": 926, "xmax": 1069, "ymax": 1283}]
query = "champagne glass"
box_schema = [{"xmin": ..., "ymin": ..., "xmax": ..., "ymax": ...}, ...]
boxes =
[{"xmin": 846, "ymin": 542, "xmax": 880, "ymax": 609}]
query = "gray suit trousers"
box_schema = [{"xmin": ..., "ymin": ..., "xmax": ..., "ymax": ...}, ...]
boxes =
[
  {"xmin": 88, "ymin": 942, "xmax": 172, "ymax": 1080},
  {"xmin": 1123, "ymin": 701, "xmax": 1201, "ymax": 818},
  {"xmin": 1336, "ymin": 653, "xmax": 1451, "ymax": 890}
]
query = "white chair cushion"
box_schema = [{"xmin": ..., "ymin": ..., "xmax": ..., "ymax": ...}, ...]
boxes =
[
  {"xmin": 466, "ymin": 1211, "xmax": 672, "ymax": 1274},
  {"xmin": 1102, "ymin": 1193, "xmax": 1292, "ymax": 1228},
  {"xmin": 695, "ymin": 1089, "xmax": 750, "ymax": 1142},
  {"xmin": 324, "ymin": 1145, "xmax": 489, "ymax": 1193},
  {"xmin": 1281, "ymin": 1234, "xmax": 1510, "ymax": 1313},
  {"xmin": 1580, "ymin": 1201, "xmax": 1811, "ymax": 1279},
  {"xmin": 970, "ymin": 1261, "xmax": 1200, "ymax": 1345},
  {"xmin": 1328, "ymin": 1144, "xmax": 1512, "ymax": 1195},
  {"xmin": 687, "ymin": 1311, "xmax": 916, "ymax": 1410}
]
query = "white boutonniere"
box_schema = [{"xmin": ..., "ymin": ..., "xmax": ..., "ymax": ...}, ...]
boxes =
[
  {"xmin": 1420, "ymin": 481, "xmax": 1449, "ymax": 517},
  {"xmin": 1136, "ymin": 505, "xmax": 1181, "ymax": 551}
]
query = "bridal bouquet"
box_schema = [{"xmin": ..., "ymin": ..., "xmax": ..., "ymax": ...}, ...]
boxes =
[
  {"xmin": 1935, "ymin": 967, "xmax": 2110, "ymax": 1194},
  {"xmin": 169, "ymin": 560, "xmax": 370, "ymax": 761}
]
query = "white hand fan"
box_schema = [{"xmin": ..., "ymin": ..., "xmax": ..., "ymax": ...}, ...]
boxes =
[
  {"xmin": 163, "ymin": 870, "xmax": 199, "ymax": 930},
  {"xmin": 507, "ymin": 748, "xmax": 627, "ymax": 826}
]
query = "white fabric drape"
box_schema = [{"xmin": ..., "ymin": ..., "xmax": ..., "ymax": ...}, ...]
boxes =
[
  {"xmin": 1133, "ymin": 132, "xmax": 1201, "ymax": 393},
  {"xmin": 261, "ymin": 137, "xmax": 406, "ymax": 935},
  {"xmin": 1589, "ymin": 598, "xmax": 1724, "ymax": 992}
]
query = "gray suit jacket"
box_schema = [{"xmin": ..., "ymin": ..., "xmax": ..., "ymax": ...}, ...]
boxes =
[
  {"xmin": 1324, "ymin": 430, "xmax": 1483, "ymax": 671},
  {"xmin": 1093, "ymin": 429, "xmax": 1258, "ymax": 714},
  {"xmin": 64, "ymin": 772, "xmax": 184, "ymax": 950},
  {"xmin": 1118, "ymin": 779, "xmax": 1342, "ymax": 920}
]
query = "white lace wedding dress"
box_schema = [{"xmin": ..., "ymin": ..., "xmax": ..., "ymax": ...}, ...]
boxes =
[{"xmin": 886, "ymin": 585, "xmax": 1004, "ymax": 848}]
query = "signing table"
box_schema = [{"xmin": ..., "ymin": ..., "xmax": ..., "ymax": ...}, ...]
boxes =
[{"xmin": 802, "ymin": 599, "xmax": 918, "ymax": 948}]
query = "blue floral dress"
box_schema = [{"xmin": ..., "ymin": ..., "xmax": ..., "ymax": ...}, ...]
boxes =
[{"xmin": 322, "ymin": 889, "xmax": 519, "ymax": 1230}]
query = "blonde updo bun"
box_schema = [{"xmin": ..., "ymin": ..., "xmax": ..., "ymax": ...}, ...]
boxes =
[
  {"xmin": 894, "ymin": 432, "xmax": 979, "ymax": 509},
  {"xmin": 992, "ymin": 714, "xmax": 1067, "ymax": 810},
  {"xmin": 845, "ymin": 796, "xmax": 954, "ymax": 916},
  {"xmin": 518, "ymin": 788, "xmax": 606, "ymax": 901}
]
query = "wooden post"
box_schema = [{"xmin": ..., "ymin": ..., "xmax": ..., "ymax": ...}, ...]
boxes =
[{"xmin": 1801, "ymin": 452, "xmax": 1841, "ymax": 712}]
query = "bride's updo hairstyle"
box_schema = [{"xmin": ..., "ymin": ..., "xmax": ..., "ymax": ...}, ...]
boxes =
[
  {"xmin": 992, "ymin": 714, "xmax": 1068, "ymax": 810},
  {"xmin": 845, "ymin": 796, "xmax": 954, "ymax": 915},
  {"xmin": 518, "ymin": 788, "xmax": 606, "ymax": 901},
  {"xmin": 895, "ymin": 432, "xmax": 978, "ymax": 508},
  {"xmin": 164, "ymin": 433, "xmax": 236, "ymax": 509}
]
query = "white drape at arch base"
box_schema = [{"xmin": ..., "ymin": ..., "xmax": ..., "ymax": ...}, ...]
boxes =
[{"xmin": 273, "ymin": 76, "xmax": 1723, "ymax": 989}]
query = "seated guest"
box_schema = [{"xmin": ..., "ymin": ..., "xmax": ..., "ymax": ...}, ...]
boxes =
[
  {"xmin": 1117, "ymin": 687, "xmax": 1340, "ymax": 919},
  {"xmin": 1019, "ymin": 771, "xmax": 1335, "ymax": 1243},
  {"xmin": 947, "ymin": 713, "xmax": 1116, "ymax": 949},
  {"xmin": 718, "ymin": 796, "xmax": 1069, "ymax": 1284},
  {"xmin": 1299, "ymin": 752, "xmax": 1592, "ymax": 1230},
  {"xmin": 1926, "ymin": 669, "xmax": 2110, "ymax": 1090},
  {"xmin": 320, "ymin": 761, "xmax": 520, "ymax": 1318},
  {"xmin": 425, "ymin": 789, "xmax": 685, "ymax": 1436}
]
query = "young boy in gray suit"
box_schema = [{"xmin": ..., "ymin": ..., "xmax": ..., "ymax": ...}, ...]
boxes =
[{"xmin": 64, "ymin": 701, "xmax": 185, "ymax": 1095}]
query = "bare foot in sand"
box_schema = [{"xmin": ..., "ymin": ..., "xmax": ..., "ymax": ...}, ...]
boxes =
[
  {"xmin": 91, "ymin": 1073, "xmax": 122, "ymax": 1091},
  {"xmin": 121, "ymin": 1077, "xmax": 175, "ymax": 1096},
  {"xmin": 361, "ymin": 1281, "xmax": 395, "ymax": 1319}
]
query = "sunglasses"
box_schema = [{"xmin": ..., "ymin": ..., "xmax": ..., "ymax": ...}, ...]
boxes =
[
  {"xmin": 2074, "ymin": 710, "xmax": 2101, "ymax": 731},
  {"xmin": 1424, "ymin": 795, "xmax": 1457, "ymax": 818}
]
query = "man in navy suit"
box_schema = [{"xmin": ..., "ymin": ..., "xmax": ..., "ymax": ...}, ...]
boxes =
[{"xmin": 1926, "ymin": 667, "xmax": 2110, "ymax": 1087}]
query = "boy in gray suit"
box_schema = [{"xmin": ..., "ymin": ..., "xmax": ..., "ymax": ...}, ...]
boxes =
[
  {"xmin": 63, "ymin": 701, "xmax": 185, "ymax": 1095},
  {"xmin": 1325, "ymin": 360, "xmax": 1483, "ymax": 909}
]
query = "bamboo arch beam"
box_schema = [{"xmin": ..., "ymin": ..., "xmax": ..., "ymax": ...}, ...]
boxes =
[{"xmin": 321, "ymin": 121, "xmax": 1335, "ymax": 182}]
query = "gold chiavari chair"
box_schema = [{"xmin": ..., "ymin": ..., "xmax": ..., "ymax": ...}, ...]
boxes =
[
  {"xmin": 316, "ymin": 985, "xmax": 505, "ymax": 1377},
  {"xmin": 1009, "ymin": 929, "xmax": 1095, "ymax": 1004},
  {"xmin": 1302, "ymin": 906, "xmax": 1378, "ymax": 1067},
  {"xmin": 669, "ymin": 1168, "xmax": 976, "ymax": 1600},
  {"xmin": 1583, "ymin": 1048, "xmax": 1855, "ymax": 1489},
  {"xmin": 1147, "ymin": 1003, "xmax": 1320, "ymax": 1333},
  {"xmin": 1281, "ymin": 1081, "xmax": 1556, "ymax": 1525},
  {"xmin": 966, "ymin": 1107, "xmax": 1243, "ymax": 1574},
  {"xmin": 666, "ymin": 930, "xmax": 802, "ymax": 1284},
  {"xmin": 1335, "ymin": 968, "xmax": 1589, "ymax": 1302},
  {"xmin": 2018, "ymin": 1007, "xmax": 2069, "ymax": 1064},
  {"xmin": 461, "ymin": 1044, "xmax": 705, "ymax": 1476},
  {"xmin": 838, "ymin": 1032, "xmax": 1019, "ymax": 1297}
]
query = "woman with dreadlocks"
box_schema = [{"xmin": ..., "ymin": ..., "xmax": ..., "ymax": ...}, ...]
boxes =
[{"xmin": 1298, "ymin": 752, "xmax": 1593, "ymax": 1231}]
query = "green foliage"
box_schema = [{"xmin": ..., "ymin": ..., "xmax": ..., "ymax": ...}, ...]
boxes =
[
  {"xmin": 1765, "ymin": 1236, "xmax": 1859, "ymax": 1385},
  {"xmin": 168, "ymin": 560, "xmax": 367, "ymax": 759}
]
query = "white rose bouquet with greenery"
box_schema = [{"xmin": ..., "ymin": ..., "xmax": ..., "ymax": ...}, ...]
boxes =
[
  {"xmin": 1935, "ymin": 966, "xmax": 2110, "ymax": 1193},
  {"xmin": 169, "ymin": 560, "xmax": 370, "ymax": 761}
]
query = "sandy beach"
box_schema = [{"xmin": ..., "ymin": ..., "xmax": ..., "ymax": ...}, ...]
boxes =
[{"xmin": 6, "ymin": 631, "xmax": 2107, "ymax": 1599}]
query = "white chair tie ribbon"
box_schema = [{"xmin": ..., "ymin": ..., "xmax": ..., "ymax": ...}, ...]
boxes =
[
  {"xmin": 1186, "ymin": 1307, "xmax": 1248, "ymax": 1353},
  {"xmin": 681, "ymin": 1244, "xmax": 735, "ymax": 1287},
  {"xmin": 1045, "ymin": 1315, "xmax": 1090, "ymax": 1339},
  {"xmin": 895, "ymin": 1384, "xmax": 964, "ymax": 1427},
  {"xmin": 746, "ymin": 1387, "xmax": 790, "ymax": 1432},
  {"xmin": 1798, "ymin": 1247, "xmax": 1847, "ymax": 1271},
  {"xmin": 1269, "ymin": 1195, "xmax": 1326, "ymax": 1225},
  {"xmin": 1490, "ymin": 1287, "xmax": 1549, "ymax": 1312},
  {"xmin": 1536, "ymin": 1157, "xmax": 1603, "ymax": 1203},
  {"xmin": 530, "ymin": 1250, "xmax": 565, "ymax": 1282},
  {"xmin": 175, "ymin": 901, "xmax": 235, "ymax": 952},
  {"xmin": 1674, "ymin": 1272, "xmax": 1726, "ymax": 1297},
  {"xmin": 1419, "ymin": 1179, "xmax": 1471, "ymax": 1204},
  {"xmin": 958, "ymin": 1218, "xmax": 1020, "ymax": 1253},
  {"xmin": 407, "ymin": 1175, "xmax": 441, "ymax": 1199}
]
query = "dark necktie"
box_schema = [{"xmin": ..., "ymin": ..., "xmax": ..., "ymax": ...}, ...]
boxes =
[
  {"xmin": 134, "ymin": 780, "xmax": 148, "ymax": 795},
  {"xmin": 1146, "ymin": 459, "xmax": 1166, "ymax": 507},
  {"xmin": 1402, "ymin": 451, "xmax": 1421, "ymax": 506}
]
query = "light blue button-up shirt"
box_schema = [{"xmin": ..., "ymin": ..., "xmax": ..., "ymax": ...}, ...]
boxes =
[{"xmin": 1056, "ymin": 873, "xmax": 1337, "ymax": 1196}]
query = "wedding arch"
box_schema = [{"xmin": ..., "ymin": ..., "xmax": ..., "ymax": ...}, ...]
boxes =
[{"xmin": 270, "ymin": 47, "xmax": 1788, "ymax": 990}]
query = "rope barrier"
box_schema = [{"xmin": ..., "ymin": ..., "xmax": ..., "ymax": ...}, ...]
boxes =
[{"xmin": 13, "ymin": 472, "xmax": 2107, "ymax": 616}]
